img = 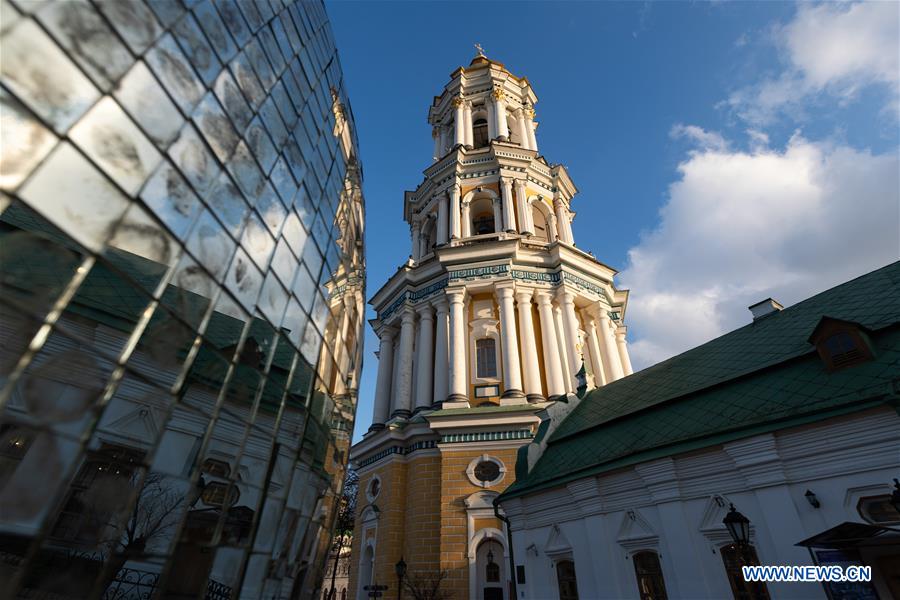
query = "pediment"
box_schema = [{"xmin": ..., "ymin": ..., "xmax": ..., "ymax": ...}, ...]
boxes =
[{"xmin": 544, "ymin": 523, "xmax": 572, "ymax": 557}]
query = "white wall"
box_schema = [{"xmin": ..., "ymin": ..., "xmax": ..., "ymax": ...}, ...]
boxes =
[{"xmin": 503, "ymin": 406, "xmax": 900, "ymax": 600}]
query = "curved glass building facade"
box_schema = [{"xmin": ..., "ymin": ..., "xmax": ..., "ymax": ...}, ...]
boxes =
[{"xmin": 0, "ymin": 1, "xmax": 365, "ymax": 598}]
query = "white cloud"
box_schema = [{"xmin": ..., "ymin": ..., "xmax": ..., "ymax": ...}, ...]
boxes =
[
  {"xmin": 670, "ymin": 124, "xmax": 729, "ymax": 152},
  {"xmin": 727, "ymin": 2, "xmax": 899, "ymax": 124},
  {"xmin": 620, "ymin": 131, "xmax": 899, "ymax": 368}
]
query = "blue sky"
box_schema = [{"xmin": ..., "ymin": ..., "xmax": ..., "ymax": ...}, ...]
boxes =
[{"xmin": 327, "ymin": 1, "xmax": 900, "ymax": 443}]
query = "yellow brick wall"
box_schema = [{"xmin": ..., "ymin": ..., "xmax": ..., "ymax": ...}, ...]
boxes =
[
  {"xmin": 349, "ymin": 444, "xmax": 526, "ymax": 599},
  {"xmin": 439, "ymin": 447, "xmax": 521, "ymax": 599}
]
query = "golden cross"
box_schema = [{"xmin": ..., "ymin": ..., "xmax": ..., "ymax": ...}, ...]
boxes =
[{"xmin": 474, "ymin": 43, "xmax": 485, "ymax": 57}]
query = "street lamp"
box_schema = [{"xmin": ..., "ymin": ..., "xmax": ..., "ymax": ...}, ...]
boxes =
[
  {"xmin": 395, "ymin": 557, "xmax": 407, "ymax": 600},
  {"xmin": 723, "ymin": 503, "xmax": 751, "ymax": 546},
  {"xmin": 891, "ymin": 479, "xmax": 900, "ymax": 516}
]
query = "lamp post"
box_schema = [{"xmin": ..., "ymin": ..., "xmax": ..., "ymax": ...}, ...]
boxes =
[
  {"xmin": 395, "ymin": 557, "xmax": 407, "ymax": 600},
  {"xmin": 723, "ymin": 503, "xmax": 751, "ymax": 565}
]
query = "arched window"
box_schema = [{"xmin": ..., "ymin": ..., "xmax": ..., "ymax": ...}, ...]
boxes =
[
  {"xmin": 531, "ymin": 204, "xmax": 549, "ymax": 242},
  {"xmin": 632, "ymin": 551, "xmax": 668, "ymax": 600},
  {"xmin": 469, "ymin": 196, "xmax": 496, "ymax": 236},
  {"xmin": 486, "ymin": 560, "xmax": 500, "ymax": 582},
  {"xmin": 473, "ymin": 118, "xmax": 489, "ymax": 148},
  {"xmin": 476, "ymin": 339, "xmax": 498, "ymax": 378},
  {"xmin": 506, "ymin": 113, "xmax": 521, "ymax": 146},
  {"xmin": 721, "ymin": 544, "xmax": 770, "ymax": 600},
  {"xmin": 556, "ymin": 560, "xmax": 579, "ymax": 600}
]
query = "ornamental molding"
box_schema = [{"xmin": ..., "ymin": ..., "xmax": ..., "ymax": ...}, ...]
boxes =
[
  {"xmin": 441, "ymin": 429, "xmax": 533, "ymax": 444},
  {"xmin": 356, "ymin": 439, "xmax": 438, "ymax": 469},
  {"xmin": 378, "ymin": 265, "xmax": 617, "ymax": 321},
  {"xmin": 616, "ymin": 509, "xmax": 660, "ymax": 553}
]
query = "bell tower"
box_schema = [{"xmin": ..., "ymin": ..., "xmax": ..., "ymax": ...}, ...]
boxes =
[{"xmin": 348, "ymin": 51, "xmax": 632, "ymax": 600}]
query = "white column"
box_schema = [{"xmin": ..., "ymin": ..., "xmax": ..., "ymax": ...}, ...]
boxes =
[
  {"xmin": 437, "ymin": 194, "xmax": 449, "ymax": 245},
  {"xmin": 463, "ymin": 101, "xmax": 473, "ymax": 149},
  {"xmin": 495, "ymin": 284, "xmax": 524, "ymax": 401},
  {"xmin": 492, "ymin": 88, "xmax": 508, "ymax": 140},
  {"xmin": 516, "ymin": 108, "xmax": 530, "ymax": 150},
  {"xmin": 557, "ymin": 288, "xmax": 582, "ymax": 389},
  {"xmin": 372, "ymin": 328, "xmax": 396, "ymax": 427},
  {"xmin": 393, "ymin": 308, "xmax": 416, "ymax": 417},
  {"xmin": 597, "ymin": 310, "xmax": 625, "ymax": 382},
  {"xmin": 439, "ymin": 126, "xmax": 449, "ymax": 156},
  {"xmin": 553, "ymin": 304, "xmax": 573, "ymax": 393},
  {"xmin": 554, "ymin": 197, "xmax": 573, "ymax": 244},
  {"xmin": 491, "ymin": 197, "xmax": 502, "ymax": 234},
  {"xmin": 548, "ymin": 213, "xmax": 559, "ymax": 242},
  {"xmin": 414, "ymin": 304, "xmax": 434, "ymax": 411},
  {"xmin": 432, "ymin": 126, "xmax": 440, "ymax": 161},
  {"xmin": 514, "ymin": 180, "xmax": 530, "ymax": 234},
  {"xmin": 515, "ymin": 289, "xmax": 543, "ymax": 401},
  {"xmin": 615, "ymin": 325, "xmax": 633, "ymax": 376},
  {"xmin": 449, "ymin": 185, "xmax": 461, "ymax": 240},
  {"xmin": 453, "ymin": 97, "xmax": 465, "ymax": 147},
  {"xmin": 461, "ymin": 200, "xmax": 471, "ymax": 238},
  {"xmin": 525, "ymin": 106, "xmax": 538, "ymax": 151},
  {"xmin": 586, "ymin": 316, "xmax": 607, "ymax": 387},
  {"xmin": 500, "ymin": 177, "xmax": 517, "ymax": 233},
  {"xmin": 447, "ymin": 289, "xmax": 468, "ymax": 404},
  {"xmin": 535, "ymin": 292, "xmax": 565, "ymax": 400},
  {"xmin": 432, "ymin": 298, "xmax": 449, "ymax": 407},
  {"xmin": 411, "ymin": 221, "xmax": 422, "ymax": 261}
]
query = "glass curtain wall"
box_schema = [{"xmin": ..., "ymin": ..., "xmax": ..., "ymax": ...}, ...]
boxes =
[{"xmin": 0, "ymin": 1, "xmax": 365, "ymax": 598}]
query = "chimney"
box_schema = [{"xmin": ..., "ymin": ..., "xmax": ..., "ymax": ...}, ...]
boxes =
[{"xmin": 748, "ymin": 298, "xmax": 784, "ymax": 321}]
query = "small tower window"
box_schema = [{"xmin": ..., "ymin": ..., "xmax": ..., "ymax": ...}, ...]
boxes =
[
  {"xmin": 473, "ymin": 213, "xmax": 495, "ymax": 235},
  {"xmin": 531, "ymin": 205, "xmax": 549, "ymax": 241},
  {"xmin": 823, "ymin": 332, "xmax": 862, "ymax": 367},
  {"xmin": 476, "ymin": 338, "xmax": 498, "ymax": 378},
  {"xmin": 473, "ymin": 118, "xmax": 489, "ymax": 148},
  {"xmin": 807, "ymin": 317, "xmax": 875, "ymax": 372}
]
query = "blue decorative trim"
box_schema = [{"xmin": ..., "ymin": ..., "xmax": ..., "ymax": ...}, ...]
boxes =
[
  {"xmin": 440, "ymin": 429, "xmax": 534, "ymax": 444},
  {"xmin": 357, "ymin": 439, "xmax": 438, "ymax": 468}
]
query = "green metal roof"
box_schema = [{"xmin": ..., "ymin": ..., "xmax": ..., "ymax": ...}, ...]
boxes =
[{"xmin": 501, "ymin": 261, "xmax": 900, "ymax": 500}]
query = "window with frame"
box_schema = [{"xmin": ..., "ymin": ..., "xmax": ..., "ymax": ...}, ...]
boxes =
[
  {"xmin": 823, "ymin": 332, "xmax": 865, "ymax": 368},
  {"xmin": 532, "ymin": 206, "xmax": 549, "ymax": 242},
  {"xmin": 632, "ymin": 551, "xmax": 668, "ymax": 600},
  {"xmin": 476, "ymin": 338, "xmax": 498, "ymax": 378},
  {"xmin": 473, "ymin": 213, "xmax": 495, "ymax": 236},
  {"xmin": 51, "ymin": 444, "xmax": 146, "ymax": 543},
  {"xmin": 473, "ymin": 118, "xmax": 489, "ymax": 148},
  {"xmin": 486, "ymin": 560, "xmax": 500, "ymax": 582},
  {"xmin": 857, "ymin": 495, "xmax": 900, "ymax": 525},
  {"xmin": 556, "ymin": 559, "xmax": 579, "ymax": 600},
  {"xmin": 720, "ymin": 544, "xmax": 770, "ymax": 600}
]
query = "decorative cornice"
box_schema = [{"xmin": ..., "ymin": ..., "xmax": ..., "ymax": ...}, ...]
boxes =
[
  {"xmin": 357, "ymin": 439, "xmax": 438, "ymax": 468},
  {"xmin": 378, "ymin": 265, "xmax": 617, "ymax": 321},
  {"xmin": 441, "ymin": 429, "xmax": 533, "ymax": 444}
]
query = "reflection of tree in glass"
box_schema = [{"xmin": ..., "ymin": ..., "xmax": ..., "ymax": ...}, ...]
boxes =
[{"xmin": 326, "ymin": 468, "xmax": 359, "ymax": 600}]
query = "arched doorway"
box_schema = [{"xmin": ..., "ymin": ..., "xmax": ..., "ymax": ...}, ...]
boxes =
[
  {"xmin": 476, "ymin": 539, "xmax": 505, "ymax": 600},
  {"xmin": 356, "ymin": 543, "xmax": 374, "ymax": 600}
]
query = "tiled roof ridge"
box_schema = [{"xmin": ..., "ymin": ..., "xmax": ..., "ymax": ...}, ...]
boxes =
[
  {"xmin": 550, "ymin": 260, "xmax": 900, "ymax": 444},
  {"xmin": 503, "ymin": 392, "xmax": 891, "ymax": 499}
]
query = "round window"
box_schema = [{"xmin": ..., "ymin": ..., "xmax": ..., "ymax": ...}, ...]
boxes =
[
  {"xmin": 474, "ymin": 460, "xmax": 501, "ymax": 483},
  {"xmin": 367, "ymin": 477, "xmax": 381, "ymax": 500}
]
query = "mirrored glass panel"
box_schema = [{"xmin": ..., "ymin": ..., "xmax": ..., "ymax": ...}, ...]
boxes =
[{"xmin": 0, "ymin": 2, "xmax": 365, "ymax": 599}]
